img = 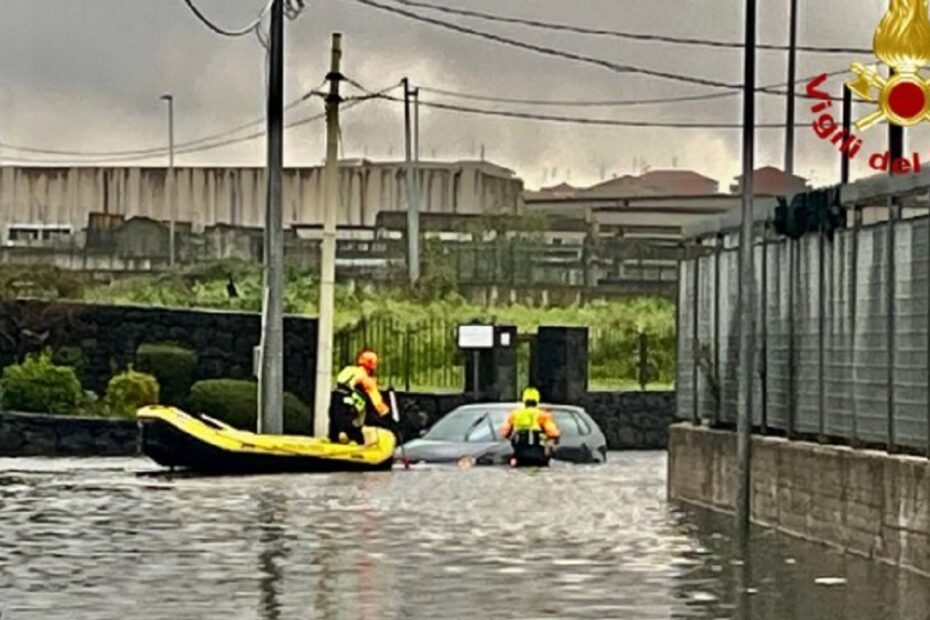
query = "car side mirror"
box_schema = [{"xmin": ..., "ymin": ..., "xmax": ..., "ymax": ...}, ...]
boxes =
[{"xmin": 418, "ymin": 428, "xmax": 427, "ymax": 437}]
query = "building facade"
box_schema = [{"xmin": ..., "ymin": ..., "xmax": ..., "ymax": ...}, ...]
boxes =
[{"xmin": 0, "ymin": 159, "xmax": 523, "ymax": 244}]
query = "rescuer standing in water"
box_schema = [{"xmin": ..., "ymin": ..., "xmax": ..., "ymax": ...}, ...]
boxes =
[
  {"xmin": 500, "ymin": 387, "xmax": 560, "ymax": 466},
  {"xmin": 330, "ymin": 349, "xmax": 391, "ymax": 445}
]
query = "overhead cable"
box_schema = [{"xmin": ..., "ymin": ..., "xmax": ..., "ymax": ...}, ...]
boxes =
[
  {"xmin": 374, "ymin": 93, "xmax": 819, "ymax": 129},
  {"xmin": 181, "ymin": 0, "xmax": 273, "ymax": 37},
  {"xmin": 353, "ymin": 0, "xmax": 845, "ymax": 94},
  {"xmin": 389, "ymin": 0, "xmax": 870, "ymax": 55},
  {"xmin": 417, "ymin": 70, "xmax": 849, "ymax": 107}
]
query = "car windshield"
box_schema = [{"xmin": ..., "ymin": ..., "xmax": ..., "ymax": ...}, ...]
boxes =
[{"xmin": 422, "ymin": 407, "xmax": 506, "ymax": 442}]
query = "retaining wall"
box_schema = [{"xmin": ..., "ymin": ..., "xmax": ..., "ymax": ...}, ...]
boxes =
[
  {"xmin": 668, "ymin": 423, "xmax": 930, "ymax": 576},
  {"xmin": 0, "ymin": 410, "xmax": 137, "ymax": 457},
  {"xmin": 0, "ymin": 299, "xmax": 318, "ymax": 404}
]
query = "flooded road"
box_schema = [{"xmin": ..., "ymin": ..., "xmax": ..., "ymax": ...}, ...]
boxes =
[{"xmin": 0, "ymin": 452, "xmax": 927, "ymax": 620}]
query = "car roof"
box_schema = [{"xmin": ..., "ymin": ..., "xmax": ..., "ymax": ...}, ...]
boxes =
[{"xmin": 454, "ymin": 402, "xmax": 586, "ymax": 413}]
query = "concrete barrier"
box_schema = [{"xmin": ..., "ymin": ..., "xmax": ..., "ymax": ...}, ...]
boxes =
[{"xmin": 668, "ymin": 423, "xmax": 930, "ymax": 577}]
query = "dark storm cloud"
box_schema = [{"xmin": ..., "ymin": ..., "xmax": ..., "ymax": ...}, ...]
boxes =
[{"xmin": 0, "ymin": 0, "xmax": 898, "ymax": 187}]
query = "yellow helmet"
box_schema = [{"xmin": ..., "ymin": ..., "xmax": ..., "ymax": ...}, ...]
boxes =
[{"xmin": 522, "ymin": 387, "xmax": 541, "ymax": 404}]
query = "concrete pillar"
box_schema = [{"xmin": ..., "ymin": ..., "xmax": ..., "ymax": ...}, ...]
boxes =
[{"xmin": 534, "ymin": 326, "xmax": 589, "ymax": 404}]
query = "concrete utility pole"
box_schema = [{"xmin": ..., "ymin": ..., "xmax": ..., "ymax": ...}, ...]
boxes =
[
  {"xmin": 160, "ymin": 94, "xmax": 176, "ymax": 267},
  {"xmin": 736, "ymin": 0, "xmax": 758, "ymax": 546},
  {"xmin": 402, "ymin": 78, "xmax": 420, "ymax": 284},
  {"xmin": 258, "ymin": 0, "xmax": 285, "ymax": 435},
  {"xmin": 784, "ymin": 0, "xmax": 798, "ymax": 175},
  {"xmin": 313, "ymin": 33, "xmax": 343, "ymax": 439},
  {"xmin": 414, "ymin": 87, "xmax": 422, "ymax": 239}
]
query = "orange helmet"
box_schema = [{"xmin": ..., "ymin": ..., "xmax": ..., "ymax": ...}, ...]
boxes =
[{"xmin": 357, "ymin": 349, "xmax": 379, "ymax": 372}]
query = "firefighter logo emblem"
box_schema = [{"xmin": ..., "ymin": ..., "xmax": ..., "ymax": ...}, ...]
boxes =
[{"xmin": 848, "ymin": 0, "xmax": 930, "ymax": 129}]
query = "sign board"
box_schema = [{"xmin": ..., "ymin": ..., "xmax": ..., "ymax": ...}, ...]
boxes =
[{"xmin": 457, "ymin": 324, "xmax": 495, "ymax": 349}]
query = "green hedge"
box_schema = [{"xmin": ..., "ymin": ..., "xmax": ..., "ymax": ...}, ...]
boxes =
[
  {"xmin": 188, "ymin": 379, "xmax": 311, "ymax": 434},
  {"xmin": 135, "ymin": 343, "xmax": 197, "ymax": 406},
  {"xmin": 105, "ymin": 369, "xmax": 160, "ymax": 418},
  {"xmin": 0, "ymin": 351, "xmax": 83, "ymax": 415}
]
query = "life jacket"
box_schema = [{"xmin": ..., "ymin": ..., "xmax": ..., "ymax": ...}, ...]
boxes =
[
  {"xmin": 511, "ymin": 407, "xmax": 544, "ymax": 433},
  {"xmin": 334, "ymin": 365, "xmax": 368, "ymax": 425}
]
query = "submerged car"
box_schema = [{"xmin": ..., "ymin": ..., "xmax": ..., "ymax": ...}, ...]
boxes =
[{"xmin": 396, "ymin": 402, "xmax": 607, "ymax": 466}]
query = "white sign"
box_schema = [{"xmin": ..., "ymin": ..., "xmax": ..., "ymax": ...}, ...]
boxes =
[
  {"xmin": 458, "ymin": 325, "xmax": 495, "ymax": 349},
  {"xmin": 499, "ymin": 332, "xmax": 512, "ymax": 347}
]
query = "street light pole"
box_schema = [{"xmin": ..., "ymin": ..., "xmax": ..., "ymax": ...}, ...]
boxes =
[
  {"xmin": 160, "ymin": 94, "xmax": 176, "ymax": 267},
  {"xmin": 258, "ymin": 0, "xmax": 285, "ymax": 435},
  {"xmin": 402, "ymin": 78, "xmax": 420, "ymax": 284},
  {"xmin": 736, "ymin": 0, "xmax": 758, "ymax": 547}
]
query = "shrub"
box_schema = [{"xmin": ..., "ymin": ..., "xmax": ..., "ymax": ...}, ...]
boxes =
[
  {"xmin": 52, "ymin": 346, "xmax": 87, "ymax": 383},
  {"xmin": 135, "ymin": 343, "xmax": 197, "ymax": 406},
  {"xmin": 106, "ymin": 368, "xmax": 160, "ymax": 418},
  {"xmin": 188, "ymin": 379, "xmax": 311, "ymax": 434},
  {"xmin": 0, "ymin": 350, "xmax": 83, "ymax": 415}
]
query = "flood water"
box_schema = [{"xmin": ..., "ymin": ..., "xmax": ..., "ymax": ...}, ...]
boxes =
[{"xmin": 0, "ymin": 452, "xmax": 927, "ymax": 620}]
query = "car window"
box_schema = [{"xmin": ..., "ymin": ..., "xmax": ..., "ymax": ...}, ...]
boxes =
[
  {"xmin": 550, "ymin": 409, "xmax": 582, "ymax": 437},
  {"xmin": 574, "ymin": 412, "xmax": 593, "ymax": 435},
  {"xmin": 466, "ymin": 409, "xmax": 510, "ymax": 442},
  {"xmin": 423, "ymin": 408, "xmax": 488, "ymax": 441}
]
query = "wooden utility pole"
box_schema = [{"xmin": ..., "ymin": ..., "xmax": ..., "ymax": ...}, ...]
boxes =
[{"xmin": 313, "ymin": 33, "xmax": 343, "ymax": 438}]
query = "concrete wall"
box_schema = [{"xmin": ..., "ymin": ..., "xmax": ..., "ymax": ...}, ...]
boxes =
[
  {"xmin": 0, "ymin": 161, "xmax": 524, "ymax": 242},
  {"xmin": 0, "ymin": 411, "xmax": 137, "ymax": 457},
  {"xmin": 0, "ymin": 299, "xmax": 318, "ymax": 405},
  {"xmin": 668, "ymin": 423, "xmax": 930, "ymax": 577}
]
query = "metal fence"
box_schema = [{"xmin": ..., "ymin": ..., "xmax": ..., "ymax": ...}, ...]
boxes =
[
  {"xmin": 677, "ymin": 210, "xmax": 930, "ymax": 456},
  {"xmin": 337, "ymin": 315, "xmax": 673, "ymax": 394},
  {"xmin": 336, "ymin": 318, "xmax": 464, "ymax": 392}
]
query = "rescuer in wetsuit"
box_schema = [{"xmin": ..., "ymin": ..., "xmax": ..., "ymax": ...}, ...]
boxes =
[
  {"xmin": 500, "ymin": 387, "xmax": 561, "ymax": 467},
  {"xmin": 329, "ymin": 349, "xmax": 391, "ymax": 445}
]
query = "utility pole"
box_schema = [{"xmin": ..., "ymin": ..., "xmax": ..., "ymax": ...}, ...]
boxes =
[
  {"xmin": 841, "ymin": 86, "xmax": 852, "ymax": 184},
  {"xmin": 160, "ymin": 94, "xmax": 176, "ymax": 267},
  {"xmin": 313, "ymin": 33, "xmax": 343, "ymax": 439},
  {"xmin": 402, "ymin": 78, "xmax": 420, "ymax": 284},
  {"xmin": 258, "ymin": 0, "xmax": 285, "ymax": 435},
  {"xmin": 736, "ymin": 0, "xmax": 757, "ymax": 546},
  {"xmin": 784, "ymin": 0, "xmax": 798, "ymax": 175},
  {"xmin": 414, "ymin": 87, "xmax": 421, "ymax": 237}
]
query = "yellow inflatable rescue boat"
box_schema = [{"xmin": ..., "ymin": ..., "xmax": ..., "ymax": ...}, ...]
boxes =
[{"xmin": 137, "ymin": 406, "xmax": 396, "ymax": 473}]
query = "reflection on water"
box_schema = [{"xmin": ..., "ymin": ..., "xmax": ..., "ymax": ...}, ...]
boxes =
[{"xmin": 0, "ymin": 453, "xmax": 927, "ymax": 619}]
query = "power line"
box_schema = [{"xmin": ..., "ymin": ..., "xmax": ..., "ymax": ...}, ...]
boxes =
[
  {"xmin": 3, "ymin": 86, "xmax": 396, "ymax": 166},
  {"xmin": 1, "ymin": 78, "xmax": 330, "ymax": 159},
  {"xmin": 374, "ymin": 92, "xmax": 817, "ymax": 129},
  {"xmin": 353, "ymin": 0, "xmax": 846, "ymax": 94},
  {"xmin": 417, "ymin": 70, "xmax": 849, "ymax": 107},
  {"xmin": 181, "ymin": 0, "xmax": 273, "ymax": 37},
  {"xmin": 389, "ymin": 0, "xmax": 870, "ymax": 55}
]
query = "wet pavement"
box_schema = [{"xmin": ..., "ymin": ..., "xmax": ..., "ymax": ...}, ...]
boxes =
[{"xmin": 0, "ymin": 452, "xmax": 927, "ymax": 619}]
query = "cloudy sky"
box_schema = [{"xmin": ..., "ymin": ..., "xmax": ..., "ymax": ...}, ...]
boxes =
[{"xmin": 0, "ymin": 0, "xmax": 914, "ymax": 189}]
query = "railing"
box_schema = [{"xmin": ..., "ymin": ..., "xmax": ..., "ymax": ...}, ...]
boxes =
[
  {"xmin": 335, "ymin": 317, "xmax": 464, "ymax": 392},
  {"xmin": 588, "ymin": 327, "xmax": 676, "ymax": 391}
]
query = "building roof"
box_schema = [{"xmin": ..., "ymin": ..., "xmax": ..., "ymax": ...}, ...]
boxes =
[{"xmin": 567, "ymin": 168, "xmax": 720, "ymax": 199}]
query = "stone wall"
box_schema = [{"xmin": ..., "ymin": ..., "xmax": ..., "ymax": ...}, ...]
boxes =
[
  {"xmin": 0, "ymin": 299, "xmax": 318, "ymax": 405},
  {"xmin": 668, "ymin": 423, "xmax": 930, "ymax": 577},
  {"xmin": 0, "ymin": 411, "xmax": 137, "ymax": 457},
  {"xmin": 581, "ymin": 391, "xmax": 676, "ymax": 449}
]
